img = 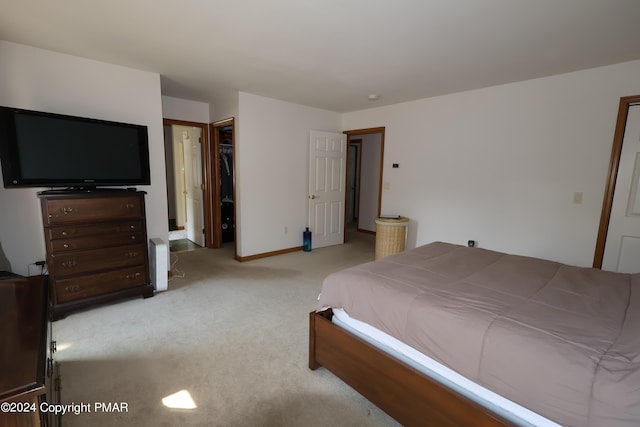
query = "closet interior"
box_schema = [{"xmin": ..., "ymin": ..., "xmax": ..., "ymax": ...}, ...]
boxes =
[{"xmin": 217, "ymin": 124, "xmax": 234, "ymax": 243}]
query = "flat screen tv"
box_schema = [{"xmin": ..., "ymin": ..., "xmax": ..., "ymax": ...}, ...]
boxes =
[{"xmin": 0, "ymin": 106, "xmax": 150, "ymax": 189}]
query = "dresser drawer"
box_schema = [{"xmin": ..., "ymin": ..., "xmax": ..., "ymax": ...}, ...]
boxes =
[
  {"xmin": 49, "ymin": 231, "xmax": 145, "ymax": 252},
  {"xmin": 43, "ymin": 195, "xmax": 143, "ymax": 225},
  {"xmin": 50, "ymin": 244, "xmax": 147, "ymax": 278},
  {"xmin": 47, "ymin": 220, "xmax": 144, "ymax": 240},
  {"xmin": 54, "ymin": 266, "xmax": 149, "ymax": 303}
]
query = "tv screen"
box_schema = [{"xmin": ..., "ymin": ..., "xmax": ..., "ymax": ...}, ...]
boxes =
[{"xmin": 0, "ymin": 106, "xmax": 150, "ymax": 189}]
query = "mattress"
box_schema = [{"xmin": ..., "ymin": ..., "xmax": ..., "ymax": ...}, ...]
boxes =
[
  {"xmin": 331, "ymin": 308, "xmax": 560, "ymax": 427},
  {"xmin": 318, "ymin": 242, "xmax": 640, "ymax": 427}
]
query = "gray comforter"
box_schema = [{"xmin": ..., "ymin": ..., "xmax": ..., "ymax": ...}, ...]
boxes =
[{"xmin": 318, "ymin": 242, "xmax": 640, "ymax": 427}]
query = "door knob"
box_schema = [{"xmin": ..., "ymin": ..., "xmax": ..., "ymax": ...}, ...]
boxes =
[{"xmin": 309, "ymin": 195, "xmax": 319, "ymax": 199}]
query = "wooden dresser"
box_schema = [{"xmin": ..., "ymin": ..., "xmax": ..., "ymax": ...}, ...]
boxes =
[
  {"xmin": 0, "ymin": 275, "xmax": 60, "ymax": 427},
  {"xmin": 39, "ymin": 190, "xmax": 154, "ymax": 320}
]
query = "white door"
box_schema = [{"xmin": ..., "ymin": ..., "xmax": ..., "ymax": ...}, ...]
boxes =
[
  {"xmin": 183, "ymin": 128, "xmax": 205, "ymax": 247},
  {"xmin": 309, "ymin": 130, "xmax": 347, "ymax": 249},
  {"xmin": 602, "ymin": 104, "xmax": 640, "ymax": 273}
]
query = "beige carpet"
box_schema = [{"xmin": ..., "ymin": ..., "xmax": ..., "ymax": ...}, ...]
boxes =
[{"xmin": 53, "ymin": 231, "xmax": 401, "ymax": 426}]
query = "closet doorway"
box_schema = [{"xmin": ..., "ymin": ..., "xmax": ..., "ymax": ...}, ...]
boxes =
[{"xmin": 210, "ymin": 118, "xmax": 236, "ymax": 249}]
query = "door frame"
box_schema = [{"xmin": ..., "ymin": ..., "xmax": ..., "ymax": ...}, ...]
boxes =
[
  {"xmin": 163, "ymin": 118, "xmax": 213, "ymax": 248},
  {"xmin": 593, "ymin": 94, "xmax": 640, "ymax": 268},
  {"xmin": 342, "ymin": 127, "xmax": 385, "ymax": 241},
  {"xmin": 210, "ymin": 117, "xmax": 236, "ymax": 251}
]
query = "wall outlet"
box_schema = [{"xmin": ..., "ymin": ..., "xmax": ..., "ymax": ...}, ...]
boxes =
[{"xmin": 284, "ymin": 226, "xmax": 288, "ymax": 234}]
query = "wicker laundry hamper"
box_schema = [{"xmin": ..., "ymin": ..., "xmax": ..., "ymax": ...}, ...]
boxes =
[{"xmin": 374, "ymin": 216, "xmax": 409, "ymax": 259}]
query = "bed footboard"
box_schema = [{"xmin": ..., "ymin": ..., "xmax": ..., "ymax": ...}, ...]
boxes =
[{"xmin": 309, "ymin": 309, "xmax": 512, "ymax": 427}]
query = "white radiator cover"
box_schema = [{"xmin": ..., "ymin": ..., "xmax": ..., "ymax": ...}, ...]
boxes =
[{"xmin": 149, "ymin": 238, "xmax": 168, "ymax": 292}]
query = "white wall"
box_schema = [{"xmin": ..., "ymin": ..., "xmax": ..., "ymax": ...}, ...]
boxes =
[
  {"xmin": 5, "ymin": 42, "xmax": 635, "ymax": 269},
  {"xmin": 162, "ymin": 96, "xmax": 210, "ymax": 123},
  {"xmin": 0, "ymin": 41, "xmax": 168, "ymax": 275},
  {"xmin": 210, "ymin": 92, "xmax": 239, "ymax": 124},
  {"xmin": 163, "ymin": 125, "xmax": 176, "ymax": 219},
  {"xmin": 236, "ymin": 92, "xmax": 341, "ymax": 257},
  {"xmin": 342, "ymin": 60, "xmax": 640, "ymax": 267}
]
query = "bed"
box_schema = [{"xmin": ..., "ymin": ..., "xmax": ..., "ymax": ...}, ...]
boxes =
[{"xmin": 309, "ymin": 241, "xmax": 640, "ymax": 427}]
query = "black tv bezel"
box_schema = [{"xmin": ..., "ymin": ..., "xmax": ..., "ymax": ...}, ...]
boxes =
[{"xmin": 0, "ymin": 106, "xmax": 151, "ymax": 189}]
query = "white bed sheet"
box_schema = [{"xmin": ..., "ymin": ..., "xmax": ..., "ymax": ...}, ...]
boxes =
[{"xmin": 331, "ymin": 308, "xmax": 561, "ymax": 427}]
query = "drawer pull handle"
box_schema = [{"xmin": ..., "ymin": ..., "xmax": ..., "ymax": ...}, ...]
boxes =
[
  {"xmin": 125, "ymin": 252, "xmax": 139, "ymax": 258},
  {"xmin": 62, "ymin": 207, "xmax": 74, "ymax": 215},
  {"xmin": 129, "ymin": 225, "xmax": 136, "ymax": 230},
  {"xmin": 63, "ymin": 243, "xmax": 70, "ymax": 249},
  {"xmin": 64, "ymin": 285, "xmax": 80, "ymax": 293},
  {"xmin": 61, "ymin": 259, "xmax": 78, "ymax": 268},
  {"xmin": 131, "ymin": 235, "xmax": 136, "ymax": 240},
  {"xmin": 51, "ymin": 340, "xmax": 57, "ymax": 353},
  {"xmin": 126, "ymin": 272, "xmax": 142, "ymax": 280},
  {"xmin": 62, "ymin": 231, "xmax": 68, "ymax": 236},
  {"xmin": 122, "ymin": 203, "xmax": 136, "ymax": 209}
]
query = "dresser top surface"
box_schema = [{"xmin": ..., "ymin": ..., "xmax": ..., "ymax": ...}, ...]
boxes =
[{"xmin": 38, "ymin": 189, "xmax": 146, "ymax": 199}]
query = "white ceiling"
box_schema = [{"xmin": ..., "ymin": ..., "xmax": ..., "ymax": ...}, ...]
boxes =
[{"xmin": 1, "ymin": 0, "xmax": 640, "ymax": 113}]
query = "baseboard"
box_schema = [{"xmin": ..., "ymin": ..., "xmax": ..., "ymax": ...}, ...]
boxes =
[
  {"xmin": 357, "ymin": 228, "xmax": 376, "ymax": 235},
  {"xmin": 236, "ymin": 246, "xmax": 302, "ymax": 262}
]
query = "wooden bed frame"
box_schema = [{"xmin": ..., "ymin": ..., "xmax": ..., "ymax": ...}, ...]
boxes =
[{"xmin": 309, "ymin": 309, "xmax": 513, "ymax": 427}]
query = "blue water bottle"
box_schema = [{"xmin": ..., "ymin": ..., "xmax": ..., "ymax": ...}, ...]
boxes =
[{"xmin": 303, "ymin": 227, "xmax": 312, "ymax": 252}]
